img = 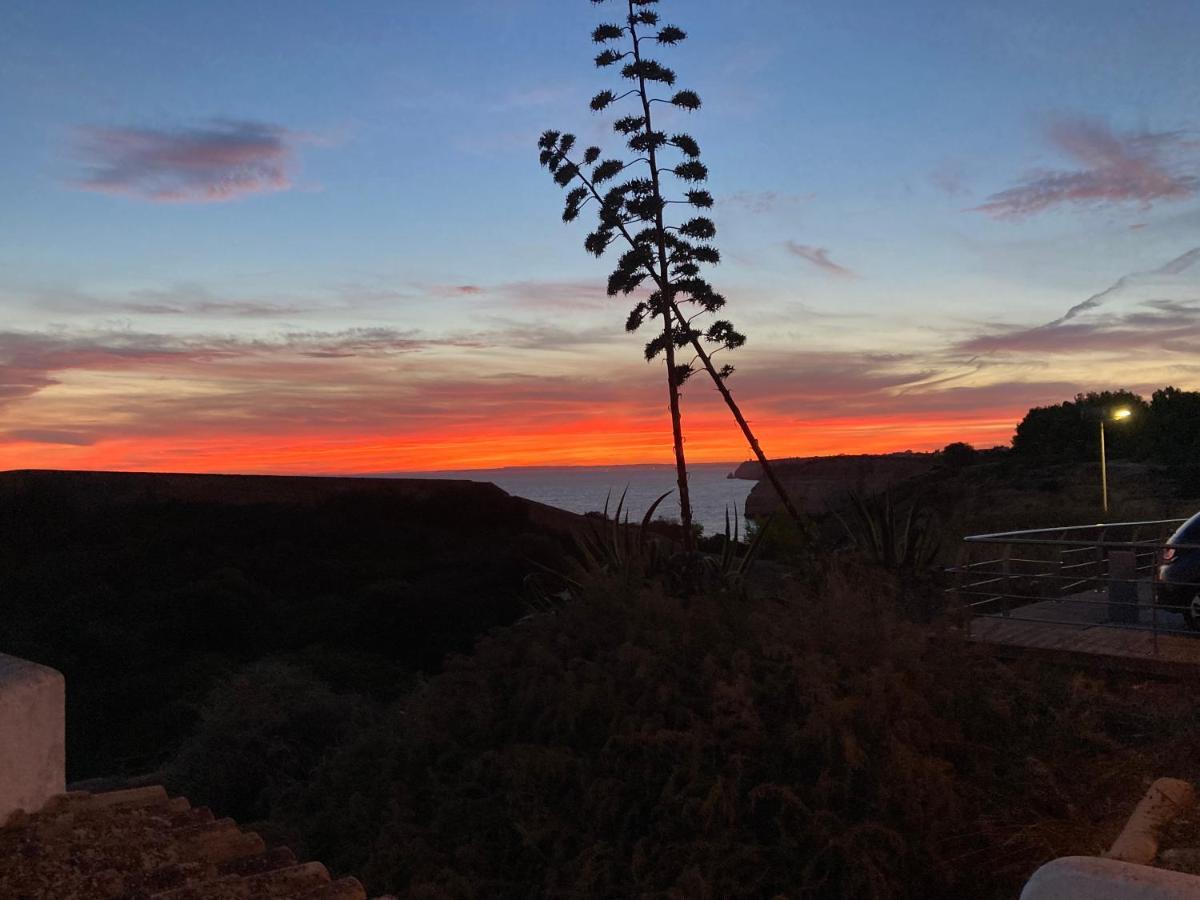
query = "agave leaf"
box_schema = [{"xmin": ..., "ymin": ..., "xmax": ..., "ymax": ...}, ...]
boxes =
[
  {"xmin": 735, "ymin": 513, "xmax": 773, "ymax": 576},
  {"xmin": 720, "ymin": 506, "xmax": 734, "ymax": 570},
  {"xmin": 638, "ymin": 490, "xmax": 673, "ymax": 554},
  {"xmin": 527, "ymin": 556, "xmax": 584, "ymax": 592},
  {"xmin": 611, "ymin": 486, "xmax": 629, "ymax": 566},
  {"xmin": 572, "ymin": 531, "xmax": 604, "ymax": 575}
]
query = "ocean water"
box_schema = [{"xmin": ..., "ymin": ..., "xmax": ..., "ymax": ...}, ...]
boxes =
[{"xmin": 407, "ymin": 463, "xmax": 757, "ymax": 536}]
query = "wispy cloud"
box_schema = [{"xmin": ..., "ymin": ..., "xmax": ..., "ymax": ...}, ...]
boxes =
[
  {"xmin": 975, "ymin": 116, "xmax": 1200, "ymax": 219},
  {"xmin": 1045, "ymin": 245, "xmax": 1200, "ymax": 326},
  {"xmin": 784, "ymin": 241, "xmax": 856, "ymax": 277},
  {"xmin": 724, "ymin": 191, "xmax": 811, "ymax": 214},
  {"xmin": 957, "ymin": 245, "xmax": 1200, "ymax": 355},
  {"xmin": 957, "ymin": 301, "xmax": 1200, "ymax": 356},
  {"xmin": 282, "ymin": 327, "xmax": 481, "ymax": 358},
  {"xmin": 929, "ymin": 159, "xmax": 970, "ymax": 197},
  {"xmin": 0, "ymin": 326, "xmax": 479, "ymax": 409},
  {"xmin": 2, "ymin": 429, "xmax": 95, "ymax": 446},
  {"xmin": 72, "ymin": 119, "xmax": 301, "ymax": 202},
  {"xmin": 439, "ymin": 279, "xmax": 612, "ymax": 310},
  {"xmin": 487, "ymin": 85, "xmax": 577, "ymax": 112}
]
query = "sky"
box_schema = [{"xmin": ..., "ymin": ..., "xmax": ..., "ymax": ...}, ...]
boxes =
[{"xmin": 1, "ymin": 0, "xmax": 1198, "ymax": 473}]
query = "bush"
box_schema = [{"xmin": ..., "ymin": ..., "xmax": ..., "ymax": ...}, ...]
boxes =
[
  {"xmin": 172, "ymin": 563, "xmax": 1182, "ymax": 898},
  {"xmin": 166, "ymin": 661, "xmax": 369, "ymax": 826},
  {"xmin": 940, "ymin": 442, "xmax": 977, "ymax": 469},
  {"xmin": 308, "ymin": 565, "xmax": 1090, "ymax": 898}
]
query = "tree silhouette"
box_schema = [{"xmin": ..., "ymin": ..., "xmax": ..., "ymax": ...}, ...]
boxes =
[
  {"xmin": 1013, "ymin": 390, "xmax": 1148, "ymax": 462},
  {"xmin": 537, "ymin": 0, "xmax": 805, "ymax": 545}
]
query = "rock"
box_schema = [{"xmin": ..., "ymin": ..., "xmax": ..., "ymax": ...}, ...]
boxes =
[{"xmin": 743, "ymin": 453, "xmax": 935, "ymax": 518}]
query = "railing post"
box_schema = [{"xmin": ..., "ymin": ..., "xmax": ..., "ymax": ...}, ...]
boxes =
[
  {"xmin": 1002, "ymin": 542, "xmax": 1012, "ymax": 617},
  {"xmin": 955, "ymin": 540, "xmax": 971, "ymax": 639}
]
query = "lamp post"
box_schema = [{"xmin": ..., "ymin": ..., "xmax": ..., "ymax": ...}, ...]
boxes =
[{"xmin": 1100, "ymin": 407, "xmax": 1132, "ymax": 514}]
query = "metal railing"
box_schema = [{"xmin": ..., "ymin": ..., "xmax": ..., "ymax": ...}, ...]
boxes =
[{"xmin": 953, "ymin": 518, "xmax": 1200, "ymax": 655}]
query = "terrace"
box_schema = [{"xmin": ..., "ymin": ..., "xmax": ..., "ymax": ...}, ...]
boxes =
[{"xmin": 955, "ymin": 518, "xmax": 1200, "ymax": 674}]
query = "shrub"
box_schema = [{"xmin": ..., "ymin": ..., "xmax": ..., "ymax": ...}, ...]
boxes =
[
  {"xmin": 171, "ymin": 563, "xmax": 1178, "ymax": 898},
  {"xmin": 940, "ymin": 442, "xmax": 977, "ymax": 469},
  {"xmin": 165, "ymin": 661, "xmax": 368, "ymax": 826},
  {"xmin": 333, "ymin": 564, "xmax": 1089, "ymax": 899}
]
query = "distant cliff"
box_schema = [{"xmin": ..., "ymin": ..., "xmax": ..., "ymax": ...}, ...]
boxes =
[
  {"xmin": 730, "ymin": 460, "xmax": 766, "ymax": 480},
  {"xmin": 741, "ymin": 453, "xmax": 936, "ymax": 517}
]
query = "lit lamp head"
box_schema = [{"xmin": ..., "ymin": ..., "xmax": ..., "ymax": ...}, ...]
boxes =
[{"xmin": 1112, "ymin": 408, "xmax": 1132, "ymax": 421}]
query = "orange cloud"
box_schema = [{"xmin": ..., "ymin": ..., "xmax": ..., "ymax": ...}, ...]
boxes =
[
  {"xmin": 0, "ymin": 402, "xmax": 1021, "ymax": 475},
  {"xmin": 0, "ymin": 324, "xmax": 1097, "ymax": 475}
]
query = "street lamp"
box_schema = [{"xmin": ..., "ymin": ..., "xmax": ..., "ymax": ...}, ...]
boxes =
[{"xmin": 1100, "ymin": 407, "xmax": 1132, "ymax": 514}]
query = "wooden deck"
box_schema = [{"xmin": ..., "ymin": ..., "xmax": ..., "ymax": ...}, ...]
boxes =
[{"xmin": 970, "ymin": 589, "xmax": 1200, "ymax": 675}]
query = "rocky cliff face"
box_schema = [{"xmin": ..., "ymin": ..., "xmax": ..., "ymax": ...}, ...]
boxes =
[
  {"xmin": 744, "ymin": 453, "xmax": 935, "ymax": 517},
  {"xmin": 730, "ymin": 460, "xmax": 764, "ymax": 480}
]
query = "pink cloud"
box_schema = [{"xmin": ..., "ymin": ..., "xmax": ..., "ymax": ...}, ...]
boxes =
[
  {"xmin": 975, "ymin": 117, "xmax": 1199, "ymax": 219},
  {"xmin": 957, "ymin": 301, "xmax": 1200, "ymax": 356},
  {"xmin": 73, "ymin": 120, "xmax": 299, "ymax": 202},
  {"xmin": 784, "ymin": 242, "xmax": 856, "ymax": 277}
]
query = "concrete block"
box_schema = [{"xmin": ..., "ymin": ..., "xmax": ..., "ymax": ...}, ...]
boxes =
[
  {"xmin": 1107, "ymin": 778, "xmax": 1196, "ymax": 864},
  {"xmin": 1022, "ymin": 856, "xmax": 1200, "ymax": 899},
  {"xmin": 0, "ymin": 653, "xmax": 65, "ymax": 821}
]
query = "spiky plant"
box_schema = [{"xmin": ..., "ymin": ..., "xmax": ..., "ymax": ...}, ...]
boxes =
[
  {"xmin": 537, "ymin": 0, "xmax": 806, "ymax": 548},
  {"xmin": 835, "ymin": 490, "xmax": 942, "ymax": 577}
]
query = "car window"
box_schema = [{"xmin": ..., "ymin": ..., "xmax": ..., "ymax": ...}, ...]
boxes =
[{"xmin": 1170, "ymin": 513, "xmax": 1200, "ymax": 544}]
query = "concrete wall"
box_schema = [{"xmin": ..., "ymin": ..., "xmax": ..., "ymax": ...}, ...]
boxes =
[
  {"xmin": 1022, "ymin": 856, "xmax": 1200, "ymax": 899},
  {"xmin": 0, "ymin": 653, "xmax": 65, "ymax": 821}
]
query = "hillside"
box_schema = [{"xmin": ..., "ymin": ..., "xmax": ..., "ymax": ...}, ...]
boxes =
[
  {"xmin": 0, "ymin": 469, "xmax": 579, "ymax": 781},
  {"xmin": 737, "ymin": 452, "xmax": 1200, "ymax": 539}
]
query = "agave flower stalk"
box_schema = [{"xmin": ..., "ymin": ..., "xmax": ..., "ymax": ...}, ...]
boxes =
[{"xmin": 537, "ymin": 0, "xmax": 806, "ymax": 536}]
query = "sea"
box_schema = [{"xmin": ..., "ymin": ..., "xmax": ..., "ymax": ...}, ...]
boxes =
[{"xmin": 398, "ymin": 463, "xmax": 756, "ymax": 536}]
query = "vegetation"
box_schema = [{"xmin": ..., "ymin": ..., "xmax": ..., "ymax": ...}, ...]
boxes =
[
  {"xmin": 939, "ymin": 441, "xmax": 978, "ymax": 470},
  {"xmin": 1014, "ymin": 386, "xmax": 1200, "ymax": 467},
  {"xmin": 835, "ymin": 491, "xmax": 941, "ymax": 579},
  {"xmin": 0, "ymin": 476, "xmax": 569, "ymax": 780},
  {"xmin": 162, "ymin": 558, "xmax": 1200, "ymax": 899},
  {"xmin": 537, "ymin": 0, "xmax": 805, "ymax": 547}
]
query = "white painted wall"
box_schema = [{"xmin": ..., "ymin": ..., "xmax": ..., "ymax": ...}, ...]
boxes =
[{"xmin": 0, "ymin": 653, "xmax": 65, "ymax": 821}]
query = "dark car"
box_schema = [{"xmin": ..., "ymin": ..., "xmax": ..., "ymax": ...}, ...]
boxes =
[{"xmin": 1156, "ymin": 512, "xmax": 1200, "ymax": 630}]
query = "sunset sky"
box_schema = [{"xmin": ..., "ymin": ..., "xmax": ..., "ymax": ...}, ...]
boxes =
[{"xmin": 1, "ymin": 0, "xmax": 1199, "ymax": 473}]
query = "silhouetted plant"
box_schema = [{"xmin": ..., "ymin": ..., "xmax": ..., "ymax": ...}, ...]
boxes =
[
  {"xmin": 536, "ymin": 0, "xmax": 807, "ymax": 550},
  {"xmin": 835, "ymin": 490, "xmax": 941, "ymax": 577},
  {"xmin": 348, "ymin": 565, "xmax": 1128, "ymax": 898},
  {"xmin": 746, "ymin": 508, "xmax": 822, "ymax": 568},
  {"xmin": 711, "ymin": 506, "xmax": 772, "ymax": 591},
  {"xmin": 940, "ymin": 441, "xmax": 978, "ymax": 469},
  {"xmin": 564, "ymin": 488, "xmax": 674, "ymax": 590},
  {"xmin": 529, "ymin": 491, "xmax": 770, "ymax": 601}
]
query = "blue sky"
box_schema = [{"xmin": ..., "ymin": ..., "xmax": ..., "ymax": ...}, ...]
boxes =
[{"xmin": 0, "ymin": 0, "xmax": 1198, "ymax": 470}]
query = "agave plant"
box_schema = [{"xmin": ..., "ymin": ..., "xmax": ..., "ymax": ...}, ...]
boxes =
[
  {"xmin": 712, "ymin": 506, "xmax": 773, "ymax": 586},
  {"xmin": 835, "ymin": 490, "xmax": 941, "ymax": 576},
  {"xmin": 523, "ymin": 488, "xmax": 674, "ymax": 608},
  {"xmin": 526, "ymin": 492, "xmax": 773, "ymax": 606},
  {"xmin": 573, "ymin": 487, "xmax": 674, "ymax": 585}
]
